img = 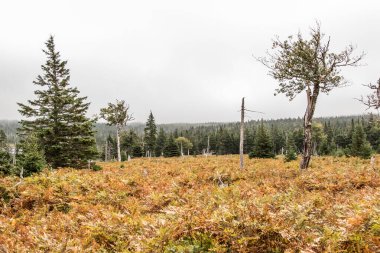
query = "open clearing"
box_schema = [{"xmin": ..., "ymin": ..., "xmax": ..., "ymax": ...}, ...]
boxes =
[{"xmin": 0, "ymin": 156, "xmax": 380, "ymax": 252}]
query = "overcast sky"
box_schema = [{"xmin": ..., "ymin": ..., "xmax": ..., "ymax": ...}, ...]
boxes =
[{"xmin": 0, "ymin": 0, "xmax": 379, "ymax": 123}]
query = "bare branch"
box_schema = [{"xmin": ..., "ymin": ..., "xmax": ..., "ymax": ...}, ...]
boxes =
[{"xmin": 358, "ymin": 79, "xmax": 380, "ymax": 110}]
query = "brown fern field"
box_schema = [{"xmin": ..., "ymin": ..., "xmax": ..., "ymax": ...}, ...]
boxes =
[{"xmin": 0, "ymin": 156, "xmax": 380, "ymax": 252}]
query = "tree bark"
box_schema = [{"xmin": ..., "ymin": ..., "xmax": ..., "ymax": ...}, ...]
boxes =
[
  {"xmin": 300, "ymin": 84, "xmax": 319, "ymax": 170},
  {"xmin": 116, "ymin": 125, "xmax": 121, "ymax": 162},
  {"xmin": 240, "ymin": 97, "xmax": 245, "ymax": 169},
  {"xmin": 105, "ymin": 140, "xmax": 108, "ymax": 162},
  {"xmin": 206, "ymin": 136, "xmax": 210, "ymax": 156}
]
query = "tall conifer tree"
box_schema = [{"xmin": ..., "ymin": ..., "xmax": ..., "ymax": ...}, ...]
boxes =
[
  {"xmin": 0, "ymin": 130, "xmax": 12, "ymax": 175},
  {"xmin": 155, "ymin": 128, "xmax": 167, "ymax": 157},
  {"xmin": 284, "ymin": 133, "xmax": 297, "ymax": 162},
  {"xmin": 249, "ymin": 121, "xmax": 275, "ymax": 158},
  {"xmin": 144, "ymin": 111, "xmax": 157, "ymax": 156},
  {"xmin": 163, "ymin": 135, "xmax": 180, "ymax": 157},
  {"xmin": 351, "ymin": 124, "xmax": 373, "ymax": 159},
  {"xmin": 18, "ymin": 36, "xmax": 97, "ymax": 168}
]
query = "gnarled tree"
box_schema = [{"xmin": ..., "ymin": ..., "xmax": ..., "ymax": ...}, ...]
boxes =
[
  {"xmin": 258, "ymin": 23, "xmax": 364, "ymax": 169},
  {"xmin": 100, "ymin": 100, "xmax": 134, "ymax": 162}
]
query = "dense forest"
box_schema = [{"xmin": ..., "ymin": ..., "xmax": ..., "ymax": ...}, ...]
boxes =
[
  {"xmin": 1, "ymin": 113, "xmax": 379, "ymax": 161},
  {"xmin": 69, "ymin": 113, "xmax": 380, "ymax": 160}
]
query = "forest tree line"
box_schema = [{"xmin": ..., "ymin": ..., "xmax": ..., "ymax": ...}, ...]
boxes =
[
  {"xmin": 1, "ymin": 111, "xmax": 379, "ymax": 176},
  {"xmin": 98, "ymin": 112, "xmax": 380, "ymax": 161}
]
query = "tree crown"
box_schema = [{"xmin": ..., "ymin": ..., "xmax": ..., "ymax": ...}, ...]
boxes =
[
  {"xmin": 100, "ymin": 100, "xmax": 134, "ymax": 127},
  {"xmin": 258, "ymin": 23, "xmax": 364, "ymax": 100}
]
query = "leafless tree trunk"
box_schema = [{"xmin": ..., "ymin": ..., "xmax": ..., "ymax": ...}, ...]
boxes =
[
  {"xmin": 105, "ymin": 140, "xmax": 108, "ymax": 162},
  {"xmin": 371, "ymin": 156, "xmax": 376, "ymax": 170},
  {"xmin": 206, "ymin": 136, "xmax": 210, "ymax": 156},
  {"xmin": 300, "ymin": 84, "xmax": 319, "ymax": 170},
  {"xmin": 12, "ymin": 143, "xmax": 16, "ymax": 166},
  {"xmin": 116, "ymin": 125, "xmax": 121, "ymax": 162},
  {"xmin": 240, "ymin": 97, "xmax": 245, "ymax": 169}
]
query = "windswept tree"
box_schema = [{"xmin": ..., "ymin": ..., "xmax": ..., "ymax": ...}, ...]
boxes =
[
  {"xmin": 18, "ymin": 36, "xmax": 98, "ymax": 169},
  {"xmin": 359, "ymin": 78, "xmax": 380, "ymax": 110},
  {"xmin": 258, "ymin": 23, "xmax": 364, "ymax": 169},
  {"xmin": 100, "ymin": 100, "xmax": 134, "ymax": 162}
]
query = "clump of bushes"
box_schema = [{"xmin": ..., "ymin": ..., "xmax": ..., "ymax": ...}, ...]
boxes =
[{"xmin": 90, "ymin": 162, "xmax": 103, "ymax": 171}]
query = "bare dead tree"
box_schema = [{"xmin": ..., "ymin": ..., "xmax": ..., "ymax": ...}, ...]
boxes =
[
  {"xmin": 239, "ymin": 97, "xmax": 263, "ymax": 169},
  {"xmin": 371, "ymin": 156, "xmax": 376, "ymax": 170},
  {"xmin": 205, "ymin": 136, "xmax": 210, "ymax": 156},
  {"xmin": 257, "ymin": 22, "xmax": 364, "ymax": 169},
  {"xmin": 240, "ymin": 98, "xmax": 245, "ymax": 169},
  {"xmin": 359, "ymin": 79, "xmax": 380, "ymax": 111},
  {"xmin": 104, "ymin": 139, "xmax": 108, "ymax": 162}
]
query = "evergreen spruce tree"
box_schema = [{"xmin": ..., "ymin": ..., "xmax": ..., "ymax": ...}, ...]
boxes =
[
  {"xmin": 120, "ymin": 130, "xmax": 140, "ymax": 158},
  {"xmin": 0, "ymin": 151, "xmax": 12, "ymax": 176},
  {"xmin": 105, "ymin": 134, "xmax": 117, "ymax": 160},
  {"xmin": 351, "ymin": 124, "xmax": 373, "ymax": 159},
  {"xmin": 320, "ymin": 121, "xmax": 335, "ymax": 155},
  {"xmin": 348, "ymin": 119, "xmax": 355, "ymax": 141},
  {"xmin": 365, "ymin": 114, "xmax": 380, "ymax": 153},
  {"xmin": 163, "ymin": 135, "xmax": 180, "ymax": 157},
  {"xmin": 271, "ymin": 125, "xmax": 285, "ymax": 155},
  {"xmin": 144, "ymin": 111, "xmax": 157, "ymax": 157},
  {"xmin": 155, "ymin": 128, "xmax": 166, "ymax": 156},
  {"xmin": 218, "ymin": 128, "xmax": 230, "ymax": 155},
  {"xmin": 319, "ymin": 138, "xmax": 330, "ymax": 156},
  {"xmin": 284, "ymin": 133, "xmax": 297, "ymax": 162},
  {"xmin": 244, "ymin": 128, "xmax": 255, "ymax": 154},
  {"xmin": 132, "ymin": 145, "xmax": 144, "ymax": 158},
  {"xmin": 17, "ymin": 36, "xmax": 97, "ymax": 168},
  {"xmin": 249, "ymin": 121, "xmax": 275, "ymax": 158},
  {"xmin": 0, "ymin": 130, "xmax": 6, "ymax": 150},
  {"xmin": 0, "ymin": 131, "xmax": 12, "ymax": 175},
  {"xmin": 16, "ymin": 134, "xmax": 46, "ymax": 177},
  {"xmin": 292, "ymin": 129, "xmax": 304, "ymax": 153}
]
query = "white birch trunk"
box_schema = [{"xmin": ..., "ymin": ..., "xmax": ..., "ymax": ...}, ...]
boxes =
[{"xmin": 116, "ymin": 126, "xmax": 121, "ymax": 162}]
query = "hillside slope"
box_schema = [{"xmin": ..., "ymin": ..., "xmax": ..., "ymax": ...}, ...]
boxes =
[{"xmin": 0, "ymin": 156, "xmax": 379, "ymax": 252}]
